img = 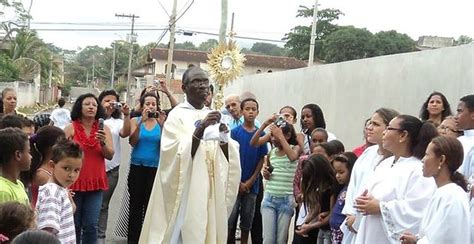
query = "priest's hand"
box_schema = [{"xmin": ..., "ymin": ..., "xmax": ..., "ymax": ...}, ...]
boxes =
[
  {"xmin": 354, "ymin": 190, "xmax": 380, "ymax": 215},
  {"xmin": 201, "ymin": 111, "xmax": 221, "ymax": 128},
  {"xmin": 400, "ymin": 231, "xmax": 417, "ymax": 244}
]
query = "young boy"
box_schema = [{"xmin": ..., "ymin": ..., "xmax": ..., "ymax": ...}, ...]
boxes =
[
  {"xmin": 228, "ymin": 98, "xmax": 268, "ymax": 244},
  {"xmin": 36, "ymin": 139, "xmax": 83, "ymax": 244},
  {"xmin": 0, "ymin": 127, "xmax": 31, "ymax": 205}
]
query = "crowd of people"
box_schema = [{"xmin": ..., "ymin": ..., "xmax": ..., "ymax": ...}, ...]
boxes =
[{"xmin": 0, "ymin": 67, "xmax": 473, "ymax": 244}]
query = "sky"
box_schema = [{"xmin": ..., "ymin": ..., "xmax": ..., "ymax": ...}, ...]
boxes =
[{"xmin": 7, "ymin": 0, "xmax": 474, "ymax": 50}]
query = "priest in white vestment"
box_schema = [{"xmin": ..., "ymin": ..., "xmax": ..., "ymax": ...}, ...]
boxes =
[{"xmin": 139, "ymin": 67, "xmax": 241, "ymax": 244}]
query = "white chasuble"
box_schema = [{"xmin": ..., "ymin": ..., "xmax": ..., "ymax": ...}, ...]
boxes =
[{"xmin": 139, "ymin": 102, "xmax": 241, "ymax": 244}]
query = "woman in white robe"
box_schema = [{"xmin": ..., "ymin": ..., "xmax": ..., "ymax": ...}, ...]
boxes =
[
  {"xmin": 400, "ymin": 136, "xmax": 471, "ymax": 243},
  {"xmin": 354, "ymin": 115, "xmax": 438, "ymax": 243},
  {"xmin": 341, "ymin": 108, "xmax": 399, "ymax": 244}
]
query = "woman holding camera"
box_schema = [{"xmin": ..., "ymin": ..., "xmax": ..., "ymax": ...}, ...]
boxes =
[
  {"xmin": 97, "ymin": 90, "xmax": 131, "ymax": 241},
  {"xmin": 127, "ymin": 92, "xmax": 164, "ymax": 243}
]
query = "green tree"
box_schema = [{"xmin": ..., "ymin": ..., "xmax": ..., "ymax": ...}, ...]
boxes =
[
  {"xmin": 175, "ymin": 41, "xmax": 197, "ymax": 50},
  {"xmin": 198, "ymin": 39, "xmax": 219, "ymax": 52},
  {"xmin": 455, "ymin": 35, "xmax": 473, "ymax": 45},
  {"xmin": 0, "ymin": 53, "xmax": 18, "ymax": 81},
  {"xmin": 7, "ymin": 30, "xmax": 60, "ymax": 85},
  {"xmin": 369, "ymin": 30, "xmax": 416, "ymax": 57},
  {"xmin": 250, "ymin": 42, "xmax": 287, "ymax": 56},
  {"xmin": 283, "ymin": 7, "xmax": 344, "ymax": 60},
  {"xmin": 322, "ymin": 26, "xmax": 374, "ymax": 63}
]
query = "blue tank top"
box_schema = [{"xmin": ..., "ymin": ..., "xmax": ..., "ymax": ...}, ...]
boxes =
[{"xmin": 130, "ymin": 117, "xmax": 161, "ymax": 167}]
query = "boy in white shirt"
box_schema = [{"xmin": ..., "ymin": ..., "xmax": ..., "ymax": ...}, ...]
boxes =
[{"xmin": 36, "ymin": 139, "xmax": 83, "ymax": 244}]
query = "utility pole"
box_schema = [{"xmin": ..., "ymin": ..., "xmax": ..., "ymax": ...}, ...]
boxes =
[
  {"xmin": 219, "ymin": 0, "xmax": 228, "ymax": 43},
  {"xmin": 48, "ymin": 55, "xmax": 53, "ymax": 101},
  {"xmin": 116, "ymin": 13, "xmax": 139, "ymax": 103},
  {"xmin": 308, "ymin": 0, "xmax": 319, "ymax": 66},
  {"xmin": 85, "ymin": 71, "xmax": 89, "ymax": 88},
  {"xmin": 110, "ymin": 41, "xmax": 116, "ymax": 89},
  {"xmin": 92, "ymin": 55, "xmax": 95, "ymax": 88},
  {"xmin": 165, "ymin": 0, "xmax": 177, "ymax": 88}
]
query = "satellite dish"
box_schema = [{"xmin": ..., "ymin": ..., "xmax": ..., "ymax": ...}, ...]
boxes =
[
  {"xmin": 13, "ymin": 58, "xmax": 41, "ymax": 82},
  {"xmin": 0, "ymin": 4, "xmax": 17, "ymax": 23}
]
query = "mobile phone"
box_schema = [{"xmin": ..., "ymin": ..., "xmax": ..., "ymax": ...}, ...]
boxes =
[
  {"xmin": 98, "ymin": 118, "xmax": 104, "ymax": 130},
  {"xmin": 267, "ymin": 164, "xmax": 274, "ymax": 173}
]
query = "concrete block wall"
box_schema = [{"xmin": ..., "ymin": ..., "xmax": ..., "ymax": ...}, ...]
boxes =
[{"xmin": 224, "ymin": 44, "xmax": 474, "ymax": 149}]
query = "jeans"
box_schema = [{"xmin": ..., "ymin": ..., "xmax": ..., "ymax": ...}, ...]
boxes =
[
  {"xmin": 261, "ymin": 193, "xmax": 295, "ymax": 244},
  {"xmin": 98, "ymin": 166, "xmax": 119, "ymax": 239},
  {"xmin": 127, "ymin": 164, "xmax": 157, "ymax": 244},
  {"xmin": 228, "ymin": 192, "xmax": 257, "ymax": 231},
  {"xmin": 317, "ymin": 229, "xmax": 332, "ymax": 244},
  {"xmin": 74, "ymin": 190, "xmax": 103, "ymax": 244},
  {"xmin": 251, "ymin": 176, "xmax": 264, "ymax": 244}
]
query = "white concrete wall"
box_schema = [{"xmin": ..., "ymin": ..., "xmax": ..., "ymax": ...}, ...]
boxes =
[
  {"xmin": 0, "ymin": 81, "xmax": 38, "ymax": 107},
  {"xmin": 224, "ymin": 44, "xmax": 474, "ymax": 149}
]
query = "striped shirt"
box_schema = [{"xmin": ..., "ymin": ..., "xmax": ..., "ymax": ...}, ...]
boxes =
[
  {"xmin": 36, "ymin": 183, "xmax": 76, "ymax": 244},
  {"xmin": 266, "ymin": 147, "xmax": 298, "ymax": 196}
]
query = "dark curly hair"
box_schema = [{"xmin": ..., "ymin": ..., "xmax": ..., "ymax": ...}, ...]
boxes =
[
  {"xmin": 0, "ymin": 127, "xmax": 29, "ymax": 166},
  {"xmin": 26, "ymin": 126, "xmax": 65, "ymax": 185},
  {"xmin": 419, "ymin": 91, "xmax": 452, "ymax": 121},
  {"xmin": 70, "ymin": 93, "xmax": 106, "ymax": 121},
  {"xmin": 0, "ymin": 202, "xmax": 35, "ymax": 241},
  {"xmin": 301, "ymin": 103, "xmax": 326, "ymax": 134},
  {"xmin": 98, "ymin": 89, "xmax": 122, "ymax": 119}
]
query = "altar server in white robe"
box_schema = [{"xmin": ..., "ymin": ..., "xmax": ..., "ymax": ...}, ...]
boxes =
[
  {"xmin": 399, "ymin": 136, "xmax": 470, "ymax": 243},
  {"xmin": 454, "ymin": 94, "xmax": 474, "ymax": 243},
  {"xmin": 139, "ymin": 67, "xmax": 241, "ymax": 244},
  {"xmin": 354, "ymin": 115, "xmax": 438, "ymax": 244},
  {"xmin": 341, "ymin": 108, "xmax": 399, "ymax": 244}
]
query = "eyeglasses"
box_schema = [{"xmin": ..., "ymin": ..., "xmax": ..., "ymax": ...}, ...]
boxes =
[
  {"xmin": 438, "ymin": 125, "xmax": 460, "ymax": 133},
  {"xmin": 385, "ymin": 127, "xmax": 404, "ymax": 132}
]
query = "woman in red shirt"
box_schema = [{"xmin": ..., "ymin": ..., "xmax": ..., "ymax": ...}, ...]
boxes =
[{"xmin": 64, "ymin": 93, "xmax": 114, "ymax": 244}]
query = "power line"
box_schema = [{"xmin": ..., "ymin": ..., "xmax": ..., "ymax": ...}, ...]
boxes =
[
  {"xmin": 29, "ymin": 28, "xmax": 286, "ymax": 43},
  {"xmin": 31, "ymin": 21, "xmax": 158, "ymax": 26},
  {"xmin": 30, "ymin": 28, "xmax": 167, "ymax": 31}
]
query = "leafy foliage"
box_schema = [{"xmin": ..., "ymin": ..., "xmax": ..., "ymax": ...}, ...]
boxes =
[
  {"xmin": 0, "ymin": 54, "xmax": 18, "ymax": 81},
  {"xmin": 284, "ymin": 6, "xmax": 419, "ymax": 63},
  {"xmin": 174, "ymin": 41, "xmax": 197, "ymax": 50},
  {"xmin": 284, "ymin": 8, "xmax": 343, "ymax": 60},
  {"xmin": 322, "ymin": 26, "xmax": 374, "ymax": 63},
  {"xmin": 250, "ymin": 42, "xmax": 287, "ymax": 56},
  {"xmin": 455, "ymin": 35, "xmax": 473, "ymax": 45},
  {"xmin": 369, "ymin": 30, "xmax": 416, "ymax": 57},
  {"xmin": 198, "ymin": 39, "xmax": 218, "ymax": 52}
]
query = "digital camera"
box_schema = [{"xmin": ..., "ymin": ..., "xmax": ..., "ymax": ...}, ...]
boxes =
[
  {"xmin": 148, "ymin": 111, "xmax": 160, "ymax": 118},
  {"xmin": 274, "ymin": 115, "xmax": 287, "ymax": 127},
  {"xmin": 111, "ymin": 102, "xmax": 122, "ymax": 109}
]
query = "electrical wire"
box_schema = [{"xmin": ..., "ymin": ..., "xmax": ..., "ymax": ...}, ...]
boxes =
[{"xmin": 156, "ymin": 0, "xmax": 170, "ymax": 17}]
